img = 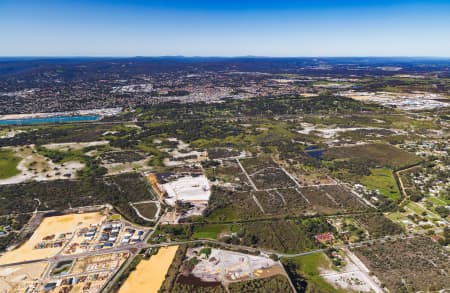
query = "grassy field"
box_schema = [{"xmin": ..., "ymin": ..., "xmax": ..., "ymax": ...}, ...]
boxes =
[
  {"xmin": 426, "ymin": 196, "xmax": 450, "ymax": 207},
  {"xmin": 205, "ymin": 206, "xmax": 239, "ymax": 222},
  {"xmin": 282, "ymin": 252, "xmax": 343, "ymax": 293},
  {"xmin": 192, "ymin": 224, "xmax": 238, "ymax": 239},
  {"xmin": 324, "ymin": 143, "xmax": 420, "ymax": 169},
  {"xmin": 386, "ymin": 212, "xmax": 408, "ymax": 227},
  {"xmin": 133, "ymin": 202, "xmax": 158, "ymax": 219},
  {"xmin": 360, "ymin": 168, "xmax": 401, "ymax": 200},
  {"xmin": 405, "ymin": 202, "xmax": 440, "ymax": 221},
  {"xmin": 0, "ymin": 148, "xmax": 21, "ymax": 179}
]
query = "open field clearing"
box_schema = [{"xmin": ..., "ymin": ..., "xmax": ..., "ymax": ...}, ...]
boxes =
[
  {"xmin": 324, "ymin": 143, "xmax": 420, "ymax": 169},
  {"xmin": 360, "ymin": 168, "xmax": 400, "ymax": 200},
  {"xmin": 352, "ymin": 237, "xmax": 450, "ymax": 292},
  {"xmin": 119, "ymin": 245, "xmax": 178, "ymax": 293},
  {"xmin": 320, "ymin": 249, "xmax": 383, "ymax": 293},
  {"xmin": 0, "ymin": 148, "xmax": 21, "ymax": 179},
  {"xmin": 104, "ymin": 158, "xmax": 150, "ymax": 175},
  {"xmin": 133, "ymin": 202, "xmax": 159, "ymax": 220},
  {"xmin": 192, "ymin": 224, "xmax": 239, "ymax": 239},
  {"xmin": 282, "ymin": 252, "xmax": 345, "ymax": 293},
  {"xmin": 0, "ymin": 261, "xmax": 47, "ymax": 293},
  {"xmin": 298, "ymin": 123, "xmax": 404, "ymax": 141},
  {"xmin": 0, "ymin": 212, "xmax": 104, "ymax": 265},
  {"xmin": 42, "ymin": 140, "xmax": 109, "ymax": 151},
  {"xmin": 405, "ymin": 201, "xmax": 441, "ymax": 221}
]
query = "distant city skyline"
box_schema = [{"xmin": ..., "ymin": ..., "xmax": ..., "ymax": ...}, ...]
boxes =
[{"xmin": 1, "ymin": 0, "xmax": 450, "ymax": 57}]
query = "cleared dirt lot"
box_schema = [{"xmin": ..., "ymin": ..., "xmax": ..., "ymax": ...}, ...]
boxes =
[
  {"xmin": 0, "ymin": 212, "xmax": 105, "ymax": 265},
  {"xmin": 0, "ymin": 261, "xmax": 47, "ymax": 293},
  {"xmin": 185, "ymin": 247, "xmax": 281, "ymax": 283},
  {"xmin": 42, "ymin": 141, "xmax": 109, "ymax": 151},
  {"xmin": 320, "ymin": 249, "xmax": 383, "ymax": 293},
  {"xmin": 119, "ymin": 246, "xmax": 178, "ymax": 293}
]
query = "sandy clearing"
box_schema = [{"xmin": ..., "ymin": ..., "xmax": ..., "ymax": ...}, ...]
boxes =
[
  {"xmin": 104, "ymin": 158, "xmax": 150, "ymax": 175},
  {"xmin": 0, "ymin": 213, "xmax": 105, "ymax": 265},
  {"xmin": 42, "ymin": 141, "xmax": 109, "ymax": 151},
  {"xmin": 0, "ymin": 129, "xmax": 25, "ymax": 139},
  {"xmin": 298, "ymin": 123, "xmax": 405, "ymax": 139},
  {"xmin": 319, "ymin": 249, "xmax": 383, "ymax": 293},
  {"xmin": 0, "ymin": 261, "xmax": 48, "ymax": 293},
  {"xmin": 119, "ymin": 246, "xmax": 178, "ymax": 293},
  {"xmin": 0, "ymin": 145, "xmax": 85, "ymax": 185}
]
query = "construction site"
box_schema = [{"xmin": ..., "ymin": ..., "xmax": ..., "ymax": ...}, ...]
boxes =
[{"xmin": 42, "ymin": 252, "xmax": 129, "ymax": 293}]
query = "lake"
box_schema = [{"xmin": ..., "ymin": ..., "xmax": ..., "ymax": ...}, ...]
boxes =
[
  {"xmin": 304, "ymin": 146, "xmax": 325, "ymax": 159},
  {"xmin": 0, "ymin": 115, "xmax": 100, "ymax": 125}
]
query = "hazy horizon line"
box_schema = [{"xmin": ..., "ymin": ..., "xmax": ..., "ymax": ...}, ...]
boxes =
[{"xmin": 1, "ymin": 55, "xmax": 450, "ymax": 59}]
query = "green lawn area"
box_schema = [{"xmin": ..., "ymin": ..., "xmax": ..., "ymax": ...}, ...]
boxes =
[
  {"xmin": 0, "ymin": 148, "xmax": 21, "ymax": 179},
  {"xmin": 386, "ymin": 212, "xmax": 407, "ymax": 225},
  {"xmin": 282, "ymin": 252, "xmax": 343, "ymax": 293},
  {"xmin": 406, "ymin": 202, "xmax": 440, "ymax": 221},
  {"xmin": 361, "ymin": 168, "xmax": 401, "ymax": 201},
  {"xmin": 205, "ymin": 206, "xmax": 239, "ymax": 222},
  {"xmin": 406, "ymin": 201, "xmax": 427, "ymax": 214},
  {"xmin": 427, "ymin": 196, "xmax": 449, "ymax": 207},
  {"xmin": 108, "ymin": 214, "xmax": 122, "ymax": 221},
  {"xmin": 192, "ymin": 224, "xmax": 238, "ymax": 239}
]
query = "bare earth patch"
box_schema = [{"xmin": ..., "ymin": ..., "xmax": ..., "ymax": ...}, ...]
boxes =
[{"xmin": 119, "ymin": 246, "xmax": 178, "ymax": 293}]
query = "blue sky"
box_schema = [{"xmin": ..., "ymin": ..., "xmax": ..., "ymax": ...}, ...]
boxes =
[{"xmin": 1, "ymin": 0, "xmax": 450, "ymax": 57}]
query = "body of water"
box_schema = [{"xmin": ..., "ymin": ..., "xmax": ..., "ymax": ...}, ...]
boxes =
[
  {"xmin": 0, "ymin": 115, "xmax": 100, "ymax": 125},
  {"xmin": 306, "ymin": 149, "xmax": 324, "ymax": 159},
  {"xmin": 304, "ymin": 145, "xmax": 325, "ymax": 159}
]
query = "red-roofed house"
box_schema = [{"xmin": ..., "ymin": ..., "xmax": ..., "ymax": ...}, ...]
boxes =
[{"xmin": 315, "ymin": 232, "xmax": 334, "ymax": 244}]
